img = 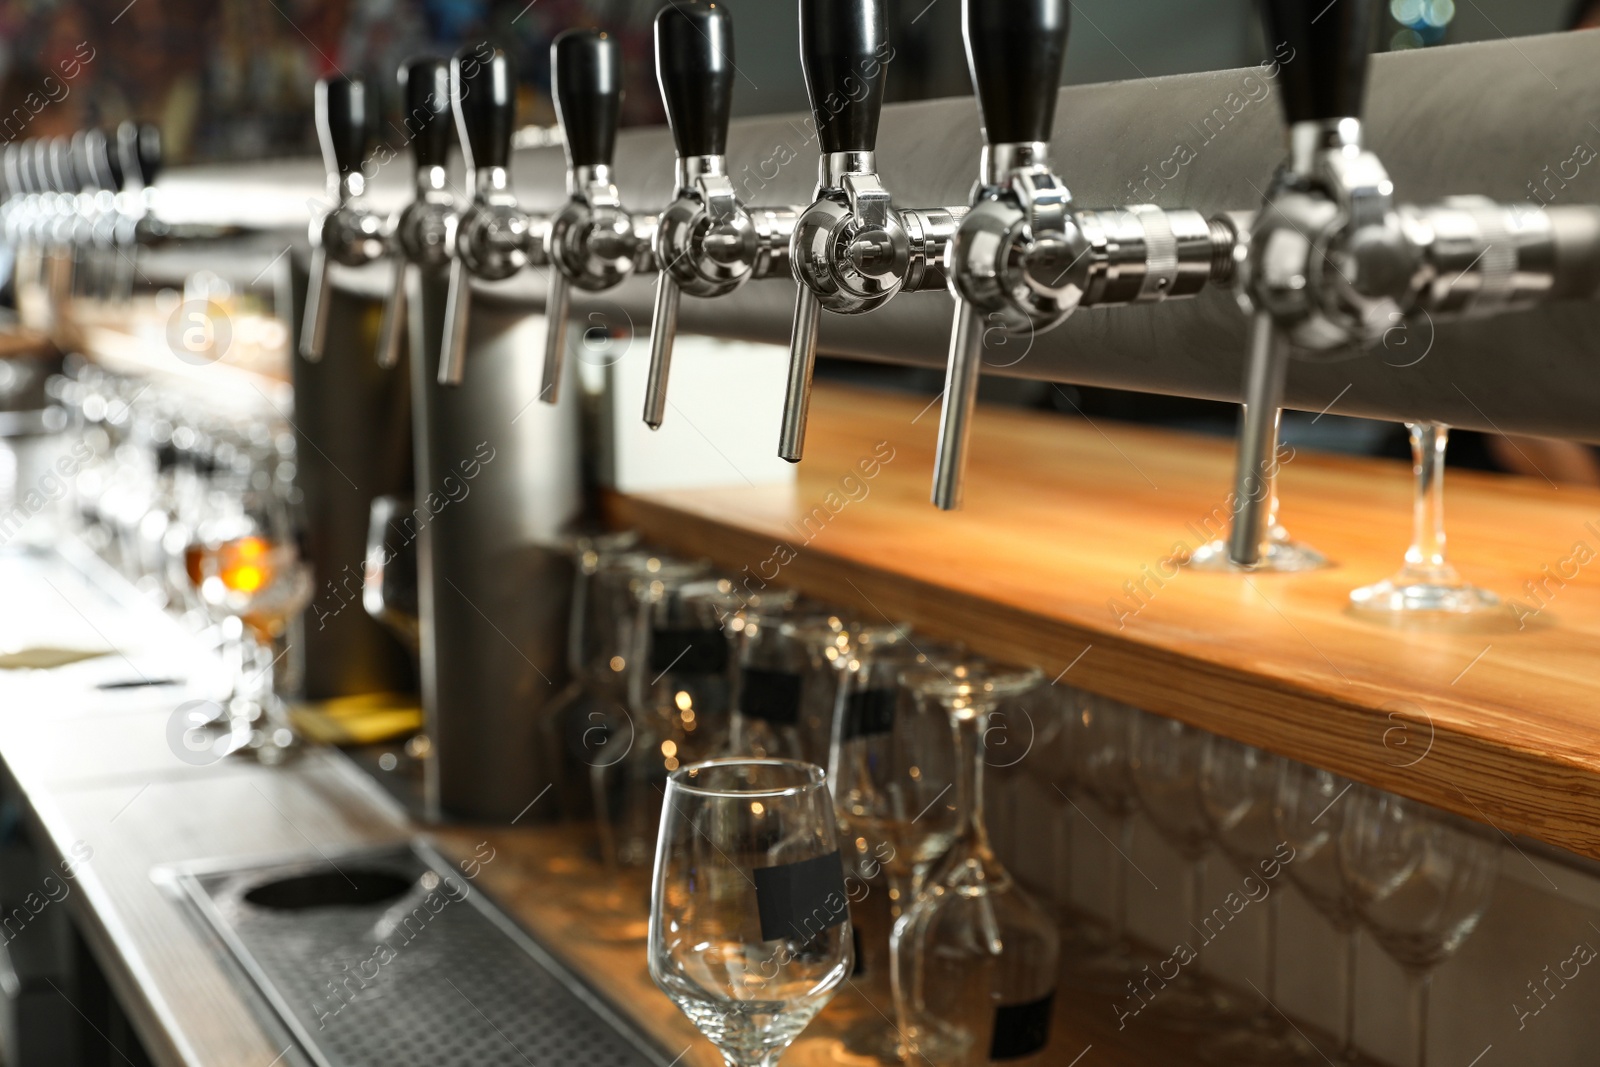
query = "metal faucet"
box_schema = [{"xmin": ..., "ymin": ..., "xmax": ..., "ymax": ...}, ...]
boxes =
[
  {"xmin": 932, "ymin": 0, "xmax": 1231, "ymax": 511},
  {"xmin": 300, "ymin": 78, "xmax": 386, "ymax": 362},
  {"xmin": 641, "ymin": 0, "xmax": 801, "ymax": 429},
  {"xmin": 778, "ymin": 0, "xmax": 962, "ymax": 463},
  {"xmin": 538, "ymin": 29, "xmax": 652, "ymax": 407},
  {"xmin": 111, "ymin": 121, "xmax": 162, "ymax": 303},
  {"xmin": 437, "ymin": 44, "xmax": 540, "ymax": 386},
  {"xmin": 376, "ymin": 58, "xmax": 460, "ymax": 370},
  {"xmin": 1224, "ymin": 0, "xmax": 1600, "ymax": 567}
]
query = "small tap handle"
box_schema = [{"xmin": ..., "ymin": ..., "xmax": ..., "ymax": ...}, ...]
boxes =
[
  {"xmin": 798, "ymin": 0, "xmax": 887, "ymax": 156},
  {"xmin": 656, "ymin": 1, "xmax": 734, "ymax": 160},
  {"xmin": 964, "ymin": 0, "xmax": 1068, "ymax": 146},
  {"xmin": 553, "ymin": 29, "xmax": 623, "ymax": 171},
  {"xmin": 81, "ymin": 130, "xmax": 119, "ymax": 192},
  {"xmin": 32, "ymin": 141, "xmax": 54, "ymax": 194},
  {"xmin": 302, "ymin": 78, "xmax": 370, "ymax": 361},
  {"xmin": 99, "ymin": 129, "xmax": 125, "ymax": 192},
  {"xmin": 70, "ymin": 132, "xmax": 97, "ymax": 193},
  {"xmin": 439, "ymin": 45, "xmax": 515, "ymax": 386},
  {"xmin": 49, "ymin": 137, "xmax": 79, "ymax": 195},
  {"xmin": 1262, "ymin": 0, "xmax": 1376, "ymax": 126},
  {"xmin": 453, "ymin": 45, "xmax": 514, "ymax": 176},
  {"xmin": 401, "ymin": 57, "xmax": 453, "ymax": 171},
  {"xmin": 378, "ymin": 58, "xmax": 454, "ymax": 372},
  {"xmin": 117, "ymin": 121, "xmax": 161, "ymax": 192},
  {"xmin": 316, "ymin": 77, "xmax": 371, "ymax": 194}
]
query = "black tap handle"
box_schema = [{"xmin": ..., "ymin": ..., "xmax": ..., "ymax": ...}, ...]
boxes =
[
  {"xmin": 315, "ymin": 77, "xmax": 371, "ymax": 180},
  {"xmin": 963, "ymin": 0, "xmax": 1068, "ymax": 145},
  {"xmin": 1262, "ymin": 0, "xmax": 1376, "ymax": 125},
  {"xmin": 798, "ymin": 0, "xmax": 887, "ymax": 155},
  {"xmin": 117, "ymin": 121, "xmax": 162, "ymax": 188},
  {"xmin": 552, "ymin": 29, "xmax": 623, "ymax": 169},
  {"xmin": 452, "ymin": 44, "xmax": 515, "ymax": 174},
  {"xmin": 400, "ymin": 57, "xmax": 453, "ymax": 170},
  {"xmin": 655, "ymin": 1, "xmax": 734, "ymax": 159}
]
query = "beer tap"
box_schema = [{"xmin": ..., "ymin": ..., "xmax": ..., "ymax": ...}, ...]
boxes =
[
  {"xmin": 82, "ymin": 129, "xmax": 125, "ymax": 300},
  {"xmin": 538, "ymin": 29, "xmax": 648, "ymax": 406},
  {"xmin": 778, "ymin": 0, "xmax": 962, "ymax": 461},
  {"xmin": 437, "ymin": 45, "xmax": 538, "ymax": 385},
  {"xmin": 376, "ymin": 57, "xmax": 458, "ymax": 370},
  {"xmin": 300, "ymin": 78, "xmax": 385, "ymax": 362},
  {"xmin": 113, "ymin": 121, "xmax": 161, "ymax": 301},
  {"xmin": 641, "ymin": 0, "xmax": 800, "ymax": 429},
  {"xmin": 931, "ymin": 0, "xmax": 1230, "ymax": 510},
  {"xmin": 1223, "ymin": 0, "xmax": 1600, "ymax": 566}
]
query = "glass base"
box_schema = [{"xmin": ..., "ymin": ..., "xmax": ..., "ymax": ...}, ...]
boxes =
[
  {"xmin": 1349, "ymin": 566, "xmax": 1501, "ymax": 615},
  {"xmin": 1185, "ymin": 530, "xmax": 1329, "ymax": 573}
]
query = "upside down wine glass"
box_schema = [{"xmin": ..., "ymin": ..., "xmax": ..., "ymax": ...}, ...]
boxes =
[
  {"xmin": 1339, "ymin": 787, "xmax": 1499, "ymax": 1067},
  {"xmin": 650, "ymin": 758, "xmax": 854, "ymax": 1067},
  {"xmin": 892, "ymin": 661, "xmax": 1059, "ymax": 1067},
  {"xmin": 1350, "ymin": 422, "xmax": 1500, "ymax": 615}
]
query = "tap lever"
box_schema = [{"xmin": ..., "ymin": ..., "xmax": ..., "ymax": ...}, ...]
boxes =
[
  {"xmin": 440, "ymin": 45, "xmax": 531, "ymax": 386},
  {"xmin": 541, "ymin": 29, "xmax": 630, "ymax": 405},
  {"xmin": 378, "ymin": 57, "xmax": 455, "ymax": 371},
  {"xmin": 302, "ymin": 78, "xmax": 376, "ymax": 361}
]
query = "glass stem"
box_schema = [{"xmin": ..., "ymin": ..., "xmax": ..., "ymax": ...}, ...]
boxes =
[
  {"xmin": 1405, "ymin": 422, "xmax": 1450, "ymax": 573},
  {"xmin": 1341, "ymin": 925, "xmax": 1360, "ymax": 1060},
  {"xmin": 949, "ymin": 705, "xmax": 1003, "ymax": 956},
  {"xmin": 590, "ymin": 762, "xmax": 618, "ymax": 872},
  {"xmin": 1409, "ymin": 969, "xmax": 1433, "ymax": 1067}
]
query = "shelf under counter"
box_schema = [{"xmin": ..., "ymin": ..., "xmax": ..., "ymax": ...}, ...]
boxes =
[{"xmin": 607, "ymin": 382, "xmax": 1600, "ymax": 861}]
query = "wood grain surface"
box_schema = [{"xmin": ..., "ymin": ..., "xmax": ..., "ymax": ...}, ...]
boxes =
[{"xmin": 608, "ymin": 382, "xmax": 1600, "ymax": 861}]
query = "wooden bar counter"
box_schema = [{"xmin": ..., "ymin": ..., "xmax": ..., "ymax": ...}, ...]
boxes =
[{"xmin": 610, "ymin": 383, "xmax": 1600, "ymax": 861}]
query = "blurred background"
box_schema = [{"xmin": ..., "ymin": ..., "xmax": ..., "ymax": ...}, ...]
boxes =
[{"xmin": 0, "ymin": 0, "xmax": 1584, "ymax": 167}]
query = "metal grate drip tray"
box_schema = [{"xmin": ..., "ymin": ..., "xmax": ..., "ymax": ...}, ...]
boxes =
[{"xmin": 163, "ymin": 841, "xmax": 667, "ymax": 1067}]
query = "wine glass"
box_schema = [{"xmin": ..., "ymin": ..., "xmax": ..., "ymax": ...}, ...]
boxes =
[
  {"xmin": 1338, "ymin": 787, "xmax": 1499, "ymax": 1067},
  {"xmin": 629, "ymin": 559, "xmax": 727, "ymax": 763},
  {"xmin": 1196, "ymin": 736, "xmax": 1315, "ymax": 1065},
  {"xmin": 1127, "ymin": 709, "xmax": 1238, "ymax": 1031},
  {"xmin": 649, "ymin": 758, "xmax": 854, "ymax": 1067},
  {"xmin": 891, "ymin": 661, "xmax": 1058, "ymax": 1067},
  {"xmin": 1063, "ymin": 692, "xmax": 1145, "ymax": 992},
  {"xmin": 1350, "ymin": 422, "xmax": 1500, "ymax": 615},
  {"xmin": 1276, "ymin": 760, "xmax": 1362, "ymax": 1065},
  {"xmin": 1185, "ymin": 415, "xmax": 1326, "ymax": 572},
  {"xmin": 363, "ymin": 494, "xmax": 419, "ymax": 656},
  {"xmin": 195, "ymin": 484, "xmax": 312, "ymax": 763}
]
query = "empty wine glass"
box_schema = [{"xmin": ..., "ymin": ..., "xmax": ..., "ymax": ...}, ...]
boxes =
[
  {"xmin": 1350, "ymin": 422, "xmax": 1499, "ymax": 615},
  {"xmin": 1339, "ymin": 787, "xmax": 1499, "ymax": 1067},
  {"xmin": 1127, "ymin": 710, "xmax": 1237, "ymax": 1031},
  {"xmin": 1197, "ymin": 736, "xmax": 1315, "ymax": 1065},
  {"xmin": 892, "ymin": 661, "xmax": 1058, "ymax": 1067},
  {"xmin": 1276, "ymin": 761, "xmax": 1361, "ymax": 1065},
  {"xmin": 1063, "ymin": 693, "xmax": 1145, "ymax": 993},
  {"xmin": 650, "ymin": 758, "xmax": 854, "ymax": 1067}
]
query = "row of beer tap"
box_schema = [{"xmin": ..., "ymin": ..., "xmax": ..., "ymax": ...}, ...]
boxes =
[
  {"xmin": 302, "ymin": 0, "xmax": 1600, "ymax": 568},
  {"xmin": 1, "ymin": 122, "xmax": 164, "ymax": 301}
]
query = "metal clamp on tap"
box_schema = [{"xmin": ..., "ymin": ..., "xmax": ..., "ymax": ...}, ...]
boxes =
[
  {"xmin": 778, "ymin": 0, "xmax": 962, "ymax": 462},
  {"xmin": 539, "ymin": 29, "xmax": 647, "ymax": 406},
  {"xmin": 642, "ymin": 0, "xmax": 800, "ymax": 429},
  {"xmin": 932, "ymin": 0, "xmax": 1229, "ymax": 510},
  {"xmin": 376, "ymin": 58, "xmax": 458, "ymax": 370},
  {"xmin": 1223, "ymin": 0, "xmax": 1600, "ymax": 567},
  {"xmin": 437, "ymin": 45, "xmax": 540, "ymax": 386},
  {"xmin": 300, "ymin": 78, "xmax": 386, "ymax": 362}
]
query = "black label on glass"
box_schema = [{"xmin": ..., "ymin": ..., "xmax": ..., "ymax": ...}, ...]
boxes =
[
  {"xmin": 739, "ymin": 668, "xmax": 802, "ymax": 726},
  {"xmin": 841, "ymin": 688, "xmax": 896, "ymax": 740},
  {"xmin": 753, "ymin": 849, "xmax": 848, "ymax": 943},
  {"xmin": 648, "ymin": 628, "xmax": 728, "ymax": 674},
  {"xmin": 990, "ymin": 992, "xmax": 1054, "ymax": 1060},
  {"xmin": 851, "ymin": 924, "xmax": 865, "ymax": 976}
]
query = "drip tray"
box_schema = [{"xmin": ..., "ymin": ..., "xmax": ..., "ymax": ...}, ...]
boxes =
[{"xmin": 161, "ymin": 841, "xmax": 668, "ymax": 1067}]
